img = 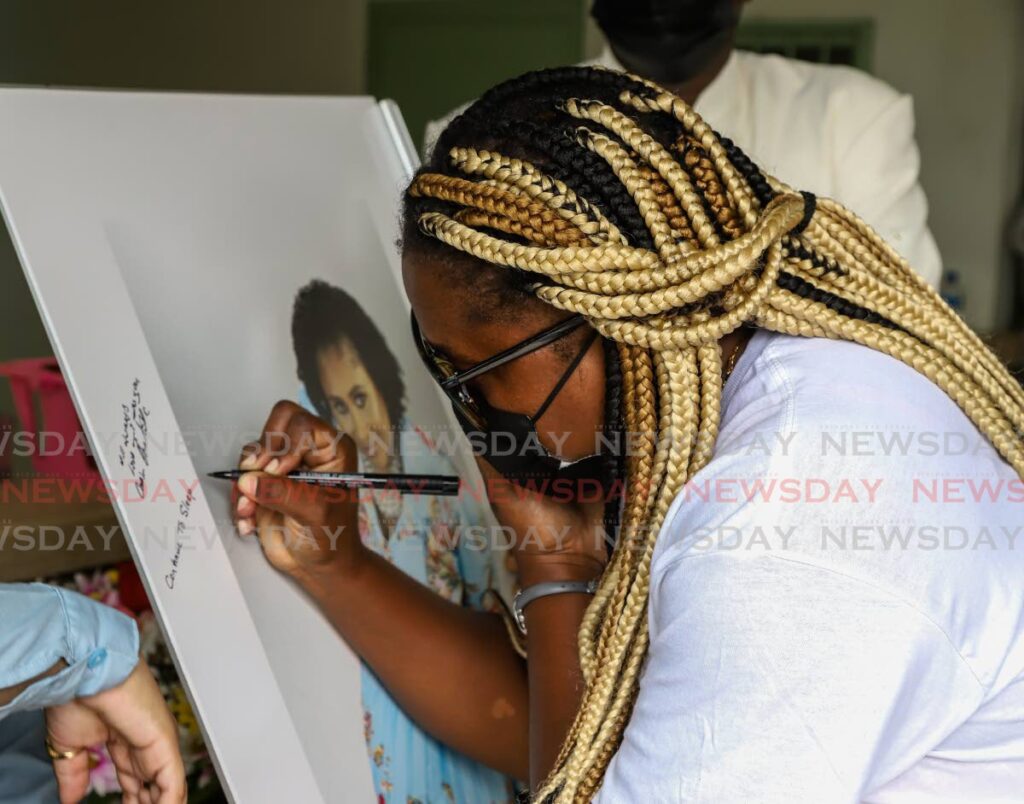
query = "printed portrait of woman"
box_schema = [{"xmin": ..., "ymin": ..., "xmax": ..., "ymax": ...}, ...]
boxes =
[{"xmin": 290, "ymin": 279, "xmax": 518, "ymax": 803}]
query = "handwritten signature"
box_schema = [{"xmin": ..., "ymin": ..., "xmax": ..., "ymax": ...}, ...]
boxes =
[{"xmin": 117, "ymin": 378, "xmax": 150, "ymax": 497}]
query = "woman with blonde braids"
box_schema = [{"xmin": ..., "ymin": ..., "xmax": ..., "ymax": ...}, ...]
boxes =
[{"xmin": 233, "ymin": 66, "xmax": 1024, "ymax": 802}]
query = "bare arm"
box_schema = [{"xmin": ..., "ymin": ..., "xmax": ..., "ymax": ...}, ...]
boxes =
[
  {"xmin": 517, "ymin": 555, "xmax": 602, "ymax": 789},
  {"xmin": 235, "ymin": 402, "xmax": 530, "ymax": 777},
  {"xmin": 0, "ymin": 660, "xmax": 66, "ymax": 707},
  {"xmin": 295, "ymin": 549, "xmax": 530, "ymax": 779},
  {"xmin": 235, "ymin": 401, "xmax": 604, "ymax": 788}
]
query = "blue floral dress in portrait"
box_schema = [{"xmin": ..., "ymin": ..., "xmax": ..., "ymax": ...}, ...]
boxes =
[{"xmin": 300, "ymin": 390, "xmax": 519, "ymax": 804}]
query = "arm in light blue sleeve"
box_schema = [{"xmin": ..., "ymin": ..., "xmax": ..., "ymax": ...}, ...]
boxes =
[{"xmin": 0, "ymin": 583, "xmax": 139, "ymax": 721}]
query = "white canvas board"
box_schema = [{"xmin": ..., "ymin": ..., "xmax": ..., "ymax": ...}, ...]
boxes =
[{"xmin": 0, "ymin": 89, "xmax": 485, "ymax": 803}]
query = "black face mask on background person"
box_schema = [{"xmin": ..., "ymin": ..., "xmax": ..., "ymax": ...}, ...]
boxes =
[{"xmin": 592, "ymin": 0, "xmax": 742, "ymax": 86}]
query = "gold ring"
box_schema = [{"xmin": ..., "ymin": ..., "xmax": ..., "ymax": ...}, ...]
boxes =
[{"xmin": 45, "ymin": 737, "xmax": 82, "ymax": 761}]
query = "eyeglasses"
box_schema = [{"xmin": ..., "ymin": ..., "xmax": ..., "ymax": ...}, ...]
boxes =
[{"xmin": 411, "ymin": 310, "xmax": 589, "ymax": 431}]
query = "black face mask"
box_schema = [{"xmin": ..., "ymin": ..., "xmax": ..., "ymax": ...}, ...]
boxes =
[
  {"xmin": 412, "ymin": 310, "xmax": 613, "ymax": 499},
  {"xmin": 452, "ymin": 331, "xmax": 609, "ymax": 498},
  {"xmin": 592, "ymin": 0, "xmax": 741, "ymax": 85}
]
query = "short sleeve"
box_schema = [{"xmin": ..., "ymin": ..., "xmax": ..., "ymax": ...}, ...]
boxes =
[
  {"xmin": 0, "ymin": 584, "xmax": 139, "ymax": 719},
  {"xmin": 595, "ymin": 553, "xmax": 984, "ymax": 803}
]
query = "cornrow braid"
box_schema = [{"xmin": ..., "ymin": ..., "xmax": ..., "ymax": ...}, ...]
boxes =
[
  {"xmin": 403, "ymin": 66, "xmax": 1024, "ymax": 802},
  {"xmin": 483, "ymin": 118, "xmax": 657, "ymax": 251},
  {"xmin": 448, "ymin": 148, "xmax": 625, "ymax": 244},
  {"xmin": 455, "ymin": 66, "xmax": 652, "ymax": 129}
]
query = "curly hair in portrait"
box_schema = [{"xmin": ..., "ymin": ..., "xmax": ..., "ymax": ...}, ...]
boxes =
[
  {"xmin": 403, "ymin": 65, "xmax": 1024, "ymax": 802},
  {"xmin": 291, "ymin": 279, "xmax": 406, "ymax": 427}
]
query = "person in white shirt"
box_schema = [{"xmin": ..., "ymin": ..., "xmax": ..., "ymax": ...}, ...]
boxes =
[
  {"xmin": 595, "ymin": 328, "xmax": 1024, "ymax": 802},
  {"xmin": 424, "ymin": 0, "xmax": 943, "ymax": 288},
  {"xmin": 239, "ymin": 67, "xmax": 1023, "ymax": 801}
]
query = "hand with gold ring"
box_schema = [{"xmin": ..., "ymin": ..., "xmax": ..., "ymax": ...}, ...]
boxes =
[
  {"xmin": 44, "ymin": 655, "xmax": 186, "ymax": 804},
  {"xmin": 44, "ymin": 736, "xmax": 82, "ymax": 761}
]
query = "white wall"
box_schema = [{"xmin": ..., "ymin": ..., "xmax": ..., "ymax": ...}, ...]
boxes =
[{"xmin": 586, "ymin": 0, "xmax": 1024, "ymax": 330}]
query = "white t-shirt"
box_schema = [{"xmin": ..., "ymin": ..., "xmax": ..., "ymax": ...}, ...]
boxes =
[
  {"xmin": 595, "ymin": 331, "xmax": 1024, "ymax": 803},
  {"xmin": 424, "ymin": 49, "xmax": 943, "ymax": 289}
]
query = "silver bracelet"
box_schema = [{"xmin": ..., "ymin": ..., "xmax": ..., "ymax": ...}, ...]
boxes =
[{"xmin": 512, "ymin": 579, "xmax": 599, "ymax": 635}]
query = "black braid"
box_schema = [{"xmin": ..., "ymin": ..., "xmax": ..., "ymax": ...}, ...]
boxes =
[
  {"xmin": 719, "ymin": 134, "xmax": 776, "ymax": 207},
  {"xmin": 777, "ymin": 272, "xmax": 903, "ymax": 331},
  {"xmin": 471, "ymin": 66, "xmax": 652, "ymax": 118},
  {"xmin": 784, "ymin": 240, "xmax": 844, "ymax": 276},
  {"xmin": 718, "ymin": 135, "xmax": 848, "ymax": 281},
  {"xmin": 600, "ymin": 338, "xmax": 625, "ymax": 548},
  {"xmin": 431, "ymin": 66, "xmax": 674, "ymax": 252},
  {"xmin": 487, "ymin": 118, "xmax": 657, "ymax": 251},
  {"xmin": 434, "ymin": 67, "xmax": 651, "ymax": 164}
]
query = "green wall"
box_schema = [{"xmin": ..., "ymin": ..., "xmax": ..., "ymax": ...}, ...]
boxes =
[
  {"xmin": 367, "ymin": 0, "xmax": 586, "ymax": 152},
  {"xmin": 0, "ymin": 0, "xmax": 364, "ymax": 94}
]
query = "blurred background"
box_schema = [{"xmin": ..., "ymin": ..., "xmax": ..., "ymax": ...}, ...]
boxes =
[{"xmin": 2, "ymin": 0, "xmax": 1022, "ymax": 381}]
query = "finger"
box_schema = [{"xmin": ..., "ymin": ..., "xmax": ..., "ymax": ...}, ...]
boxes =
[
  {"xmin": 44, "ymin": 706, "xmax": 105, "ymax": 804},
  {"xmin": 235, "ymin": 484, "xmax": 257, "ymax": 520},
  {"xmin": 256, "ymin": 400, "xmax": 303, "ymax": 465},
  {"xmin": 229, "ymin": 478, "xmax": 254, "ymax": 532},
  {"xmin": 122, "ymin": 732, "xmax": 187, "ymax": 804},
  {"xmin": 254, "ymin": 501, "xmax": 289, "ymax": 560},
  {"xmin": 236, "ymin": 439, "xmax": 268, "ymax": 472},
  {"xmin": 229, "ymin": 476, "xmax": 254, "ymax": 535},
  {"xmin": 153, "ymin": 763, "xmax": 189, "ymax": 804},
  {"xmin": 142, "ymin": 751, "xmax": 187, "ymax": 804},
  {"xmin": 279, "ymin": 408, "xmax": 356, "ymax": 472},
  {"xmin": 257, "ymin": 401, "xmax": 330, "ymax": 471},
  {"xmin": 301, "ymin": 433, "xmax": 357, "ymax": 472},
  {"xmin": 131, "ymin": 749, "xmax": 150, "ymax": 789},
  {"xmin": 50, "ymin": 751, "xmax": 92, "ymax": 804},
  {"xmin": 235, "ymin": 399, "xmax": 306, "ymax": 472},
  {"xmin": 237, "ymin": 471, "xmax": 349, "ymax": 525},
  {"xmin": 109, "ymin": 739, "xmax": 143, "ymax": 797}
]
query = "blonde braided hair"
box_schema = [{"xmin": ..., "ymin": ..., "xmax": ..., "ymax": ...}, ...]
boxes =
[{"xmin": 404, "ymin": 66, "xmax": 1024, "ymax": 801}]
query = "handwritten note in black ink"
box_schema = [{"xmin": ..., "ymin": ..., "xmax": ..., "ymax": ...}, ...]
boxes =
[
  {"xmin": 117, "ymin": 378, "xmax": 150, "ymax": 497},
  {"xmin": 166, "ymin": 485, "xmax": 195, "ymax": 590}
]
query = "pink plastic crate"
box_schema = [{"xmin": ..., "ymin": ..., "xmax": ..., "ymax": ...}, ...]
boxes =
[{"xmin": 0, "ymin": 357, "xmax": 100, "ymax": 479}]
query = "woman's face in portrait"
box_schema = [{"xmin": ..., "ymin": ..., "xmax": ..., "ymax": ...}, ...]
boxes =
[{"xmin": 317, "ymin": 338, "xmax": 393, "ymax": 472}]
